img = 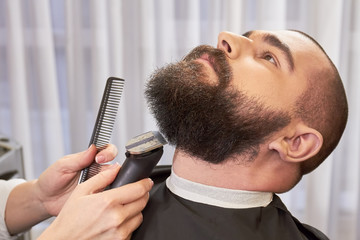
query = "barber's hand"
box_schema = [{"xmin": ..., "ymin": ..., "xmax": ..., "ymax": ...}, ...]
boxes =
[
  {"xmin": 38, "ymin": 164, "xmax": 153, "ymax": 240},
  {"xmin": 34, "ymin": 144, "xmax": 118, "ymax": 217}
]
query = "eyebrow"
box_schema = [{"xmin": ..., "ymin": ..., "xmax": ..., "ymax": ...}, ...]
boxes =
[{"xmin": 243, "ymin": 31, "xmax": 295, "ymax": 71}]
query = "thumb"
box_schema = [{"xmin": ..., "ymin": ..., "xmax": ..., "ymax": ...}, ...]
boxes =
[
  {"xmin": 57, "ymin": 145, "xmax": 98, "ymax": 173},
  {"xmin": 75, "ymin": 144, "xmax": 98, "ymax": 170},
  {"xmin": 79, "ymin": 163, "xmax": 120, "ymax": 194}
]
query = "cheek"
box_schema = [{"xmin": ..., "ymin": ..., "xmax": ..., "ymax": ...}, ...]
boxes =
[{"xmin": 230, "ymin": 64, "xmax": 298, "ymax": 109}]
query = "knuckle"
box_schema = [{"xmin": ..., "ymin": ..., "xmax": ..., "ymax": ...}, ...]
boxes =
[
  {"xmin": 138, "ymin": 182, "xmax": 151, "ymax": 195},
  {"xmin": 117, "ymin": 214, "xmax": 143, "ymax": 240},
  {"xmin": 117, "ymin": 229, "xmax": 131, "ymax": 240},
  {"xmin": 141, "ymin": 193, "xmax": 150, "ymax": 206},
  {"xmin": 100, "ymin": 194, "xmax": 117, "ymax": 208},
  {"xmin": 112, "ymin": 209, "xmax": 128, "ymax": 225},
  {"xmin": 138, "ymin": 212, "xmax": 144, "ymax": 223}
]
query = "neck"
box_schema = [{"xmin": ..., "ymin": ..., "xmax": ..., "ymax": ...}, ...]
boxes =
[{"xmin": 172, "ymin": 148, "xmax": 300, "ymax": 192}]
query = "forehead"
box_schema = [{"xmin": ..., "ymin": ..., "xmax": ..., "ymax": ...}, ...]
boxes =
[{"xmin": 245, "ymin": 30, "xmax": 313, "ymax": 49}]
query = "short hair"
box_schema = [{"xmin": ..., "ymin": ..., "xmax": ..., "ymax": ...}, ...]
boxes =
[{"xmin": 292, "ymin": 30, "xmax": 348, "ymax": 174}]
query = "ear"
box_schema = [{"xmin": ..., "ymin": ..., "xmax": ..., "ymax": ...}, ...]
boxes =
[{"xmin": 268, "ymin": 123, "xmax": 323, "ymax": 163}]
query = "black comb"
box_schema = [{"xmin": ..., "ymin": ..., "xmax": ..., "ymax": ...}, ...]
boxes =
[{"xmin": 78, "ymin": 77, "xmax": 125, "ymax": 183}]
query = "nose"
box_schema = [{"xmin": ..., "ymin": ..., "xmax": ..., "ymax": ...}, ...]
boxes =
[{"xmin": 217, "ymin": 31, "xmax": 252, "ymax": 59}]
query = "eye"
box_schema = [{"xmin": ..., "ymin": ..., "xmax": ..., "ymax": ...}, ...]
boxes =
[{"xmin": 261, "ymin": 51, "xmax": 278, "ymax": 66}]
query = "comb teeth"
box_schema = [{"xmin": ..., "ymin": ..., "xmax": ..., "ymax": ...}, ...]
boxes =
[
  {"xmin": 78, "ymin": 77, "xmax": 124, "ymax": 183},
  {"xmin": 79, "ymin": 162, "xmax": 102, "ymax": 182},
  {"xmin": 90, "ymin": 79, "xmax": 124, "ymax": 150}
]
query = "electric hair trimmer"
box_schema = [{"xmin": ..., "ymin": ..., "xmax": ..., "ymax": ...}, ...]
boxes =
[{"xmin": 109, "ymin": 131, "xmax": 167, "ymax": 189}]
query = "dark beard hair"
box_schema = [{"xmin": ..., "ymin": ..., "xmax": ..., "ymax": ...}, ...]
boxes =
[{"xmin": 145, "ymin": 45, "xmax": 291, "ymax": 164}]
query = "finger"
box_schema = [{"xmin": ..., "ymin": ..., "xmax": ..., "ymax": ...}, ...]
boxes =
[
  {"xmin": 116, "ymin": 213, "xmax": 144, "ymax": 240},
  {"xmin": 90, "ymin": 213, "xmax": 143, "ymax": 240},
  {"xmin": 57, "ymin": 145, "xmax": 98, "ymax": 172},
  {"xmin": 105, "ymin": 178, "xmax": 153, "ymax": 204},
  {"xmin": 95, "ymin": 144, "xmax": 119, "ymax": 164},
  {"xmin": 101, "ymin": 196, "xmax": 148, "ymax": 239},
  {"xmin": 79, "ymin": 144, "xmax": 98, "ymax": 167},
  {"xmin": 78, "ymin": 163, "xmax": 121, "ymax": 194},
  {"xmin": 118, "ymin": 192, "xmax": 149, "ymax": 220}
]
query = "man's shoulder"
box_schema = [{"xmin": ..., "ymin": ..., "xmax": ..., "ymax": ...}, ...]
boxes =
[
  {"xmin": 272, "ymin": 195, "xmax": 329, "ymax": 240},
  {"xmin": 291, "ymin": 215, "xmax": 329, "ymax": 240},
  {"xmin": 303, "ymin": 224, "xmax": 329, "ymax": 240}
]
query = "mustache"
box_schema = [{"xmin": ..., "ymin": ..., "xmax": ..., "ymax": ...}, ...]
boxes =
[{"xmin": 183, "ymin": 45, "xmax": 232, "ymax": 86}]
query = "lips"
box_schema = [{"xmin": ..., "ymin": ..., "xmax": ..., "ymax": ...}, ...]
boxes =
[
  {"xmin": 196, "ymin": 53, "xmax": 217, "ymax": 73},
  {"xmin": 183, "ymin": 45, "xmax": 232, "ymax": 86}
]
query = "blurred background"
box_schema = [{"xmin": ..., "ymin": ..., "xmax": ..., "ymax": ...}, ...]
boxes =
[{"xmin": 0, "ymin": 0, "xmax": 359, "ymax": 239}]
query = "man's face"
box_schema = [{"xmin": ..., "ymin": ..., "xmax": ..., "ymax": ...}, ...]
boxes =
[
  {"xmin": 145, "ymin": 30, "xmax": 320, "ymax": 164},
  {"xmin": 217, "ymin": 30, "xmax": 322, "ymax": 111}
]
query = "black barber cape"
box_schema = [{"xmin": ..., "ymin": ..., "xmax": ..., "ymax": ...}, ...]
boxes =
[{"xmin": 132, "ymin": 180, "xmax": 328, "ymax": 240}]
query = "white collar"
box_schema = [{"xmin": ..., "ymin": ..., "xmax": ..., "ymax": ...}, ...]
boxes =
[{"xmin": 166, "ymin": 168, "xmax": 273, "ymax": 209}]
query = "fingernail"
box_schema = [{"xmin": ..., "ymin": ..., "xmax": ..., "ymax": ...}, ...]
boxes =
[
  {"xmin": 102, "ymin": 163, "xmax": 119, "ymax": 171},
  {"xmin": 95, "ymin": 155, "xmax": 105, "ymax": 163},
  {"xmin": 109, "ymin": 162, "xmax": 120, "ymax": 169}
]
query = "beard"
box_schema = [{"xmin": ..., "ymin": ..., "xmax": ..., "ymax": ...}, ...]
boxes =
[{"xmin": 145, "ymin": 45, "xmax": 291, "ymax": 164}]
